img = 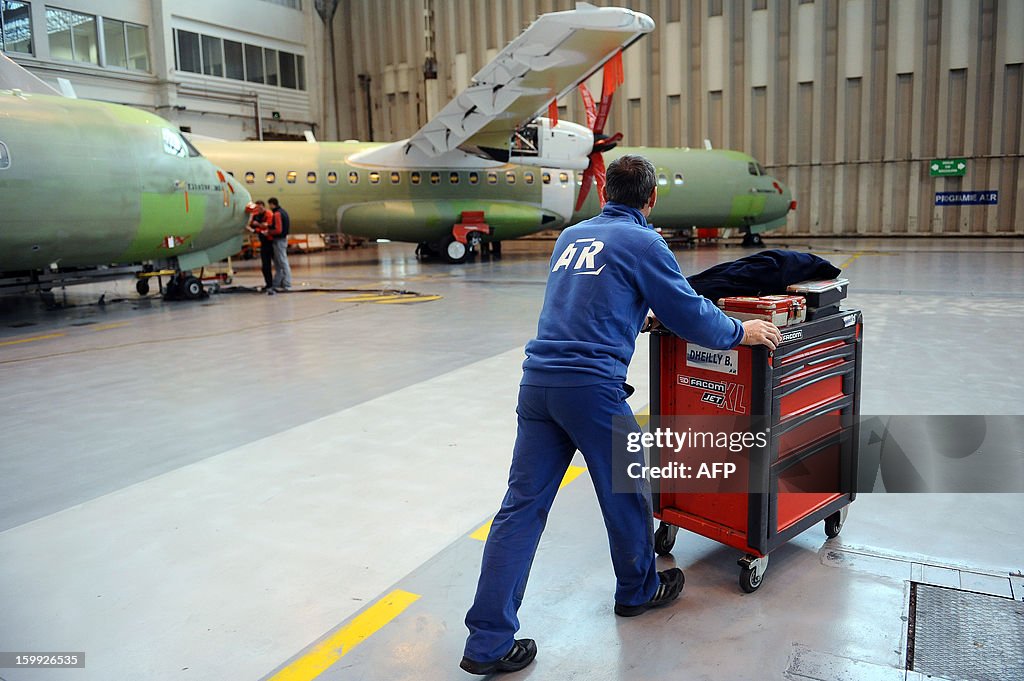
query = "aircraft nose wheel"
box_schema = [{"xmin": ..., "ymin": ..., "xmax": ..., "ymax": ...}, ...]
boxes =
[
  {"xmin": 440, "ymin": 234, "xmax": 469, "ymax": 264},
  {"xmin": 741, "ymin": 231, "xmax": 764, "ymax": 247}
]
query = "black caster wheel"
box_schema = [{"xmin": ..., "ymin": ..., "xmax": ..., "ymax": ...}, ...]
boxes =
[
  {"xmin": 182, "ymin": 275, "xmax": 204, "ymax": 300},
  {"xmin": 136, "ymin": 278, "xmax": 150, "ymax": 296},
  {"xmin": 737, "ymin": 554, "xmax": 768, "ymax": 593},
  {"xmin": 654, "ymin": 522, "xmax": 678, "ymax": 556},
  {"xmin": 824, "ymin": 510, "xmax": 845, "ymax": 538},
  {"xmin": 741, "ymin": 232, "xmax": 764, "ymax": 248},
  {"xmin": 739, "ymin": 566, "xmax": 763, "ymax": 593}
]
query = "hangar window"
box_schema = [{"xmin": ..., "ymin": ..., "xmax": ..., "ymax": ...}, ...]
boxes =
[
  {"xmin": 505, "ymin": 171, "xmax": 516, "ymax": 184},
  {"xmin": 264, "ymin": 48, "xmax": 279, "ymax": 86},
  {"xmin": 430, "ymin": 172, "xmax": 440, "ymax": 185},
  {"xmin": 244, "ymin": 43, "xmax": 264, "ymax": 83},
  {"xmin": 279, "ymin": 51, "xmax": 296, "ymax": 89},
  {"xmin": 468, "ymin": 172, "xmax": 479, "ymax": 185},
  {"xmin": 0, "ymin": 1, "xmax": 33, "ymax": 55},
  {"xmin": 559, "ymin": 172, "xmax": 569, "ymax": 184},
  {"xmin": 201, "ymin": 35, "xmax": 223, "ymax": 77},
  {"xmin": 390, "ymin": 171, "xmax": 400, "ymax": 184},
  {"xmin": 486, "ymin": 172, "xmax": 498, "ymax": 185},
  {"xmin": 223, "ymin": 39, "xmax": 243, "ymax": 80},
  {"xmin": 524, "ymin": 172, "xmax": 534, "ymax": 185},
  {"xmin": 47, "ymin": 7, "xmax": 98, "ymax": 64},
  {"xmin": 369, "ymin": 171, "xmax": 380, "ymax": 184},
  {"xmin": 327, "ymin": 171, "xmax": 338, "ymax": 184},
  {"xmin": 286, "ymin": 171, "xmax": 297, "ymax": 184},
  {"xmin": 170, "ymin": 28, "xmax": 302, "ymax": 90},
  {"xmin": 542, "ymin": 172, "xmax": 551, "ymax": 185},
  {"xmin": 674, "ymin": 173, "xmax": 684, "ymax": 185},
  {"xmin": 346, "ymin": 171, "xmax": 358, "ymax": 184},
  {"xmin": 265, "ymin": 171, "xmax": 276, "ymax": 183},
  {"xmin": 411, "ymin": 171, "xmax": 421, "ymax": 185},
  {"xmin": 244, "ymin": 171, "xmax": 255, "ymax": 184},
  {"xmin": 306, "ymin": 171, "xmax": 316, "ymax": 183},
  {"xmin": 658, "ymin": 173, "xmax": 668, "ymax": 186},
  {"xmin": 449, "ymin": 172, "xmax": 460, "ymax": 184}
]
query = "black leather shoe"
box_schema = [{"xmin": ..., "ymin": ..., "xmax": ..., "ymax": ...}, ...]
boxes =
[
  {"xmin": 614, "ymin": 568, "xmax": 685, "ymax": 617},
  {"xmin": 460, "ymin": 639, "xmax": 537, "ymax": 675}
]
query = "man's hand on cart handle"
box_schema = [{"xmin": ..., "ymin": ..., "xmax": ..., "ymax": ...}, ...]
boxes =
[
  {"xmin": 740, "ymin": 320, "xmax": 783, "ymax": 351},
  {"xmin": 641, "ymin": 314, "xmax": 663, "ymax": 333}
]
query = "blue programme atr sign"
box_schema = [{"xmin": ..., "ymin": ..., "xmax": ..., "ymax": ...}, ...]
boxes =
[{"xmin": 935, "ymin": 191, "xmax": 999, "ymax": 206}]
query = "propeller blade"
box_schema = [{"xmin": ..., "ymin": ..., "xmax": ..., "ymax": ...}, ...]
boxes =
[
  {"xmin": 593, "ymin": 51, "xmax": 623, "ymax": 135},
  {"xmin": 579, "ymin": 83, "xmax": 597, "ymax": 130},
  {"xmin": 574, "ymin": 156, "xmax": 598, "ymax": 212},
  {"xmin": 547, "ymin": 100, "xmax": 559, "ymax": 128},
  {"xmin": 593, "ymin": 153, "xmax": 608, "ymax": 208}
]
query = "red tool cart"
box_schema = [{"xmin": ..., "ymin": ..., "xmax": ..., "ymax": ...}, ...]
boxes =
[{"xmin": 648, "ymin": 309, "xmax": 863, "ymax": 592}]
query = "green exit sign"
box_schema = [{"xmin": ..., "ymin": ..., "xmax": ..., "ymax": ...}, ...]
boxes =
[{"xmin": 930, "ymin": 158, "xmax": 966, "ymax": 177}]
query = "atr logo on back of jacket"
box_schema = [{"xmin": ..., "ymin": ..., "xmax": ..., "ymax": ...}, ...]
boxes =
[{"xmin": 552, "ymin": 238, "xmax": 606, "ymax": 276}]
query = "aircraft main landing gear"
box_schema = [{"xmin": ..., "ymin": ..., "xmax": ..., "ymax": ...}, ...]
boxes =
[{"xmin": 163, "ymin": 272, "xmax": 206, "ymax": 301}]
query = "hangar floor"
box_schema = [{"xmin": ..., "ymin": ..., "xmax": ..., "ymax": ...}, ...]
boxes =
[{"xmin": 1, "ymin": 238, "xmax": 1022, "ymax": 681}]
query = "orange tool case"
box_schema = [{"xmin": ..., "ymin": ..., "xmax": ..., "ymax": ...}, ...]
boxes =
[{"xmin": 648, "ymin": 309, "xmax": 863, "ymax": 592}]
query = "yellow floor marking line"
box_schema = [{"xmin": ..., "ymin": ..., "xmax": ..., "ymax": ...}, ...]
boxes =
[
  {"xmin": 373, "ymin": 295, "xmax": 442, "ymax": 304},
  {"xmin": 333, "ymin": 294, "xmax": 400, "ymax": 303},
  {"xmin": 470, "ymin": 465, "xmax": 588, "ymax": 542},
  {"xmin": 0, "ymin": 332, "xmax": 66, "ymax": 347},
  {"xmin": 635, "ymin": 404, "xmax": 651, "ymax": 428},
  {"xmin": 266, "ymin": 589, "xmax": 420, "ymax": 681},
  {"xmin": 92, "ymin": 322, "xmax": 130, "ymax": 332},
  {"xmin": 837, "ymin": 252, "xmax": 865, "ymax": 269}
]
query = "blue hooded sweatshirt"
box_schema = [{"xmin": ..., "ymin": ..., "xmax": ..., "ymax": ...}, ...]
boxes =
[{"xmin": 522, "ymin": 202, "xmax": 744, "ymax": 387}]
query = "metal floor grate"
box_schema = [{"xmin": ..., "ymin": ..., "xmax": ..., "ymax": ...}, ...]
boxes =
[{"xmin": 908, "ymin": 582, "xmax": 1024, "ymax": 681}]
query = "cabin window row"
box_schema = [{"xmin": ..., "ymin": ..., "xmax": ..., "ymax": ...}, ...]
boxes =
[{"xmin": 237, "ymin": 170, "xmax": 575, "ymax": 186}]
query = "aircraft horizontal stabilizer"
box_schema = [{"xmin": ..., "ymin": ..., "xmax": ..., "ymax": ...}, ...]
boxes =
[{"xmin": 405, "ymin": 4, "xmax": 653, "ymax": 159}]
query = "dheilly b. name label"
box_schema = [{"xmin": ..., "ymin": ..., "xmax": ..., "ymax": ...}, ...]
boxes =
[{"xmin": 685, "ymin": 344, "xmax": 739, "ymax": 375}]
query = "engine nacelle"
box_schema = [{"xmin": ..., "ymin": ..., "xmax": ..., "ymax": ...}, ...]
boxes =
[{"xmin": 507, "ymin": 118, "xmax": 593, "ymax": 171}]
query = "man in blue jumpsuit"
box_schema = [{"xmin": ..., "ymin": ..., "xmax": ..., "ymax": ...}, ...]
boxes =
[{"xmin": 460, "ymin": 155, "xmax": 782, "ymax": 675}]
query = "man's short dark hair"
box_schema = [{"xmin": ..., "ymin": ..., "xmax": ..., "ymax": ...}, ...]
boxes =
[
  {"xmin": 604, "ymin": 155, "xmax": 657, "ymax": 209},
  {"xmin": 268, "ymin": 197, "xmax": 279, "ymax": 207}
]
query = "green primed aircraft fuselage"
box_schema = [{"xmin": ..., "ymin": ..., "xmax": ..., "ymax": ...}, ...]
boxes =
[
  {"xmin": 0, "ymin": 91, "xmax": 251, "ymax": 273},
  {"xmin": 196, "ymin": 140, "xmax": 794, "ymax": 246}
]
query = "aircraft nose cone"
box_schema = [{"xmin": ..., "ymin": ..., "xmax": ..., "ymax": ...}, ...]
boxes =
[{"xmin": 772, "ymin": 177, "xmax": 795, "ymax": 214}]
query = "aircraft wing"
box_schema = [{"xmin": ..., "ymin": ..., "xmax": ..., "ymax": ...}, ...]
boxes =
[
  {"xmin": 405, "ymin": 2, "xmax": 653, "ymax": 159},
  {"xmin": 0, "ymin": 53, "xmax": 60, "ymax": 95}
]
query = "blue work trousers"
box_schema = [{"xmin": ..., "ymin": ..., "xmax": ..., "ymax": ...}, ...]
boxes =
[{"xmin": 463, "ymin": 383, "xmax": 658, "ymax": 663}]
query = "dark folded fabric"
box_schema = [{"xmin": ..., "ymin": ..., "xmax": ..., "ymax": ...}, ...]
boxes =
[{"xmin": 686, "ymin": 249, "xmax": 842, "ymax": 301}]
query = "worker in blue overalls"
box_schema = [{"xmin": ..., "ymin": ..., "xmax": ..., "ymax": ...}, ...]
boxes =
[{"xmin": 460, "ymin": 155, "xmax": 783, "ymax": 675}]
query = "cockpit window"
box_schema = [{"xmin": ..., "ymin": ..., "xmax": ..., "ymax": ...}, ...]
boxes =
[
  {"xmin": 0, "ymin": 141, "xmax": 9, "ymax": 169},
  {"xmin": 748, "ymin": 162, "xmax": 760, "ymax": 176},
  {"xmin": 755, "ymin": 162, "xmax": 766, "ymax": 176},
  {"xmin": 162, "ymin": 128, "xmax": 188, "ymax": 157},
  {"xmin": 181, "ymin": 134, "xmax": 202, "ymax": 157}
]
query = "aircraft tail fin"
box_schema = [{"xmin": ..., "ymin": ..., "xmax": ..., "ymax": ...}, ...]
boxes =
[{"xmin": 0, "ymin": 52, "xmax": 60, "ymax": 95}]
